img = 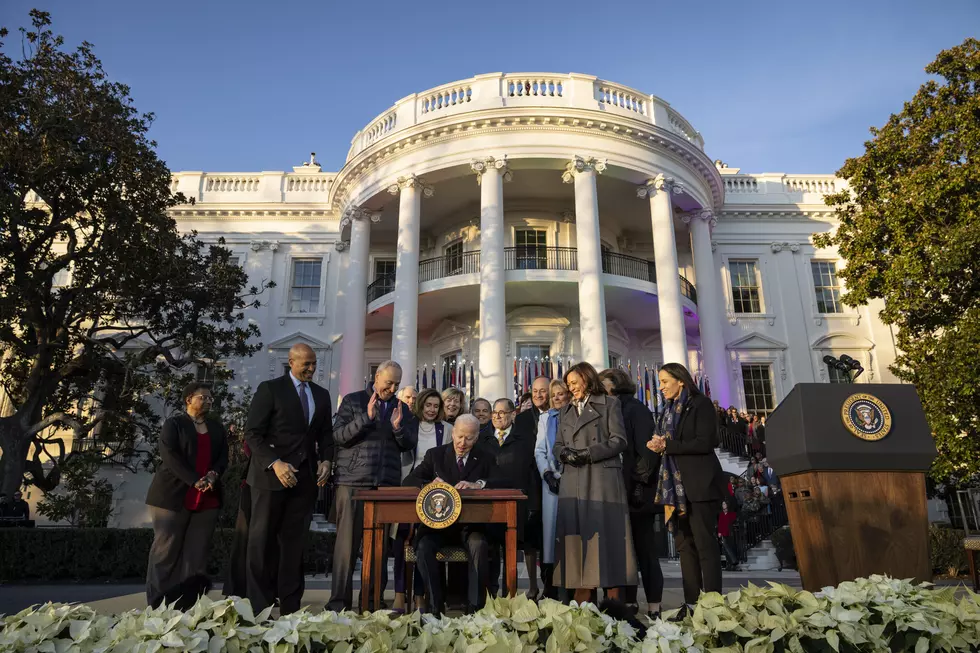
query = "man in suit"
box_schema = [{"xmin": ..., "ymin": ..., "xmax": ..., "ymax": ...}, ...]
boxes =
[
  {"xmin": 471, "ymin": 398, "xmax": 493, "ymax": 441},
  {"xmin": 512, "ymin": 377, "xmax": 549, "ymax": 596},
  {"xmin": 243, "ymin": 343, "xmax": 332, "ymax": 614},
  {"xmin": 403, "ymin": 414, "xmax": 497, "ymax": 616},
  {"xmin": 327, "ymin": 360, "xmax": 417, "ymax": 611},
  {"xmin": 482, "ymin": 397, "xmax": 536, "ymax": 596}
]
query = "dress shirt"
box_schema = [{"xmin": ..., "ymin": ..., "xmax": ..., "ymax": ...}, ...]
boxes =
[
  {"xmin": 495, "ymin": 426, "xmax": 512, "ymax": 445},
  {"xmin": 289, "ymin": 371, "xmax": 315, "ymax": 425}
]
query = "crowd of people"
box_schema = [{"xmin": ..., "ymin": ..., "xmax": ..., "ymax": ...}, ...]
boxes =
[
  {"xmin": 143, "ymin": 343, "xmax": 755, "ymax": 620},
  {"xmin": 0, "ymin": 491, "xmax": 30, "ymax": 524}
]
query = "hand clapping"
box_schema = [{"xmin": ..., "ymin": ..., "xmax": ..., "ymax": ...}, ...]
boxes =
[
  {"xmin": 391, "ymin": 401, "xmax": 403, "ymax": 430},
  {"xmin": 367, "ymin": 392, "xmax": 379, "ymax": 420},
  {"xmin": 648, "ymin": 435, "xmax": 667, "ymax": 454}
]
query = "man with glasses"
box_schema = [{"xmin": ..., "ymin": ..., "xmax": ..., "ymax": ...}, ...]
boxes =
[
  {"xmin": 327, "ymin": 360, "xmax": 417, "ymax": 611},
  {"xmin": 484, "ymin": 398, "xmax": 536, "ymax": 596}
]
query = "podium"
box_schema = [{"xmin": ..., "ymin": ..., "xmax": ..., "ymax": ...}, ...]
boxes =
[{"xmin": 766, "ymin": 384, "xmax": 936, "ymax": 591}]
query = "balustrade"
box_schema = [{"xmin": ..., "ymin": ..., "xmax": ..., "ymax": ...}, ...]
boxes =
[
  {"xmin": 667, "ymin": 109, "xmax": 698, "ymax": 143},
  {"xmin": 504, "ymin": 246, "xmax": 577, "ymax": 271},
  {"xmin": 784, "ymin": 177, "xmax": 836, "ymax": 194},
  {"xmin": 285, "ymin": 175, "xmax": 332, "ymax": 192},
  {"xmin": 596, "ymin": 83, "xmax": 646, "ymax": 115},
  {"xmin": 724, "ymin": 177, "xmax": 760, "ymax": 193},
  {"xmin": 505, "ymin": 76, "xmax": 564, "ymax": 98},
  {"xmin": 601, "ymin": 251, "xmax": 656, "ymax": 283},
  {"xmin": 418, "ymin": 251, "xmax": 480, "ymax": 283},
  {"xmin": 364, "ymin": 112, "xmax": 396, "ymax": 145},
  {"xmin": 367, "ymin": 274, "xmax": 396, "ymax": 303},
  {"xmin": 204, "ymin": 175, "xmax": 260, "ymax": 192},
  {"xmin": 420, "ymin": 84, "xmax": 472, "ymax": 114},
  {"xmin": 680, "ymin": 275, "xmax": 697, "ymax": 304}
]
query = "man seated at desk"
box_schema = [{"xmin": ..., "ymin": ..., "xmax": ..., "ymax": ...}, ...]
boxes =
[{"xmin": 402, "ymin": 413, "xmax": 498, "ymax": 616}]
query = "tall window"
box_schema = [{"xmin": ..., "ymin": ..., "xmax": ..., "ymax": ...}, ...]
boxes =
[
  {"xmin": 729, "ymin": 261, "xmax": 762, "ymax": 313},
  {"xmin": 372, "ymin": 259, "xmax": 396, "ymax": 296},
  {"xmin": 515, "ymin": 229, "xmax": 547, "ymax": 269},
  {"xmin": 444, "ymin": 241, "xmax": 463, "ymax": 276},
  {"xmin": 442, "ymin": 351, "xmax": 462, "ymax": 388},
  {"xmin": 517, "ymin": 343, "xmax": 551, "ymax": 364},
  {"xmin": 608, "ymin": 352, "xmax": 621, "ymax": 369},
  {"xmin": 811, "ymin": 261, "xmax": 843, "ymax": 313},
  {"xmin": 289, "ymin": 258, "xmax": 322, "ymax": 313},
  {"xmin": 827, "ymin": 364, "xmax": 851, "ymax": 384},
  {"xmin": 227, "ymin": 255, "xmax": 241, "ymax": 268},
  {"xmin": 741, "ymin": 363, "xmax": 776, "ymax": 416}
]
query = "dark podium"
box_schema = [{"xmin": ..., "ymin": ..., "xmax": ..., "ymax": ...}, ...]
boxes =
[{"xmin": 766, "ymin": 384, "xmax": 936, "ymax": 591}]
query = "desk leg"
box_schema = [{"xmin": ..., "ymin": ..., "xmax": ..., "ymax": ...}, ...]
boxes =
[
  {"xmin": 505, "ymin": 500, "xmax": 518, "ymax": 598},
  {"xmin": 360, "ymin": 502, "xmax": 375, "ymax": 613},
  {"xmin": 373, "ymin": 518, "xmax": 385, "ymax": 610}
]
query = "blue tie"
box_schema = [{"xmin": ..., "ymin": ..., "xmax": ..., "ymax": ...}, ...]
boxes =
[{"xmin": 298, "ymin": 382, "xmax": 311, "ymax": 425}]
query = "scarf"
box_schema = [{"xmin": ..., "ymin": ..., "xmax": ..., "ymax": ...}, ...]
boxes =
[
  {"xmin": 547, "ymin": 408, "xmax": 560, "ymax": 468},
  {"xmin": 655, "ymin": 388, "xmax": 689, "ymax": 530}
]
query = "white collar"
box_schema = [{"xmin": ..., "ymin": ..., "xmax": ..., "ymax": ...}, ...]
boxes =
[{"xmin": 289, "ymin": 371, "xmax": 307, "ymax": 388}]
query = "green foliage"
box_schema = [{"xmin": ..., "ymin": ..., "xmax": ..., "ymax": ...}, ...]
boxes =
[
  {"xmin": 0, "ymin": 527, "xmax": 334, "ymax": 582},
  {"xmin": 2, "ymin": 578, "xmax": 979, "ymax": 652},
  {"xmin": 814, "ymin": 38, "xmax": 980, "ymax": 487},
  {"xmin": 0, "ymin": 10, "xmax": 272, "ymax": 496},
  {"xmin": 35, "ymin": 455, "xmax": 113, "ymax": 527},
  {"xmin": 929, "ymin": 524, "xmax": 968, "ymax": 577}
]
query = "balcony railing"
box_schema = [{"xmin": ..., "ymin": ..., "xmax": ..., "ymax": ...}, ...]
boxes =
[
  {"xmin": 602, "ymin": 251, "xmax": 656, "ymax": 283},
  {"xmin": 419, "ymin": 251, "xmax": 480, "ymax": 283},
  {"xmin": 503, "ymin": 246, "xmax": 577, "ymax": 271},
  {"xmin": 365, "ymin": 249, "xmax": 698, "ymax": 304},
  {"xmin": 367, "ymin": 274, "xmax": 395, "ymax": 303}
]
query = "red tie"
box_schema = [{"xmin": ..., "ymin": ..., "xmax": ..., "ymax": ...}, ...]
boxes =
[{"xmin": 457, "ymin": 456, "xmax": 465, "ymax": 475}]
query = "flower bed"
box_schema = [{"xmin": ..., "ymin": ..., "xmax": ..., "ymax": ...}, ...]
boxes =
[{"xmin": 2, "ymin": 576, "xmax": 978, "ymax": 652}]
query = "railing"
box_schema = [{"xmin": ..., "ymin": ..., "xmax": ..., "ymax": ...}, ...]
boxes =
[
  {"xmin": 731, "ymin": 496, "xmax": 789, "ymax": 565},
  {"xmin": 503, "ymin": 246, "xmax": 577, "ymax": 271},
  {"xmin": 367, "ymin": 274, "xmax": 396, "ymax": 303},
  {"xmin": 346, "ymin": 73, "xmax": 706, "ymax": 159},
  {"xmin": 203, "ymin": 175, "xmax": 261, "ymax": 192},
  {"xmin": 602, "ymin": 251, "xmax": 656, "ymax": 283},
  {"xmin": 284, "ymin": 173, "xmax": 332, "ymax": 193},
  {"xmin": 724, "ymin": 177, "xmax": 761, "ymax": 193},
  {"xmin": 722, "ymin": 173, "xmax": 845, "ymax": 202},
  {"xmin": 419, "ymin": 251, "xmax": 480, "ymax": 283},
  {"xmin": 717, "ymin": 424, "xmax": 750, "ymax": 460},
  {"xmin": 784, "ymin": 177, "xmax": 836, "ymax": 194},
  {"xmin": 680, "ymin": 275, "xmax": 697, "ymax": 304}
]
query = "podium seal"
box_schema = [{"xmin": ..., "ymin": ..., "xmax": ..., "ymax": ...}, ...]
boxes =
[
  {"xmin": 416, "ymin": 481, "xmax": 462, "ymax": 529},
  {"xmin": 841, "ymin": 393, "xmax": 892, "ymax": 441}
]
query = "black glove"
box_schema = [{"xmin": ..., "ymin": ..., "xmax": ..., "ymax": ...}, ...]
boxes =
[
  {"xmin": 560, "ymin": 447, "xmax": 591, "ymax": 467},
  {"xmin": 544, "ymin": 471, "xmax": 560, "ymax": 495},
  {"xmin": 629, "ymin": 483, "xmax": 647, "ymax": 510}
]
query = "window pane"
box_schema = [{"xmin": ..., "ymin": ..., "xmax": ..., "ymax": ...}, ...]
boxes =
[
  {"xmin": 290, "ymin": 258, "xmax": 322, "ymax": 313},
  {"xmin": 445, "ymin": 242, "xmax": 463, "ymax": 275},
  {"xmin": 516, "ymin": 229, "xmax": 547, "ymax": 270},
  {"xmin": 811, "ymin": 261, "xmax": 842, "ymax": 313},
  {"xmin": 729, "ymin": 261, "xmax": 762, "ymax": 314},
  {"xmin": 741, "ymin": 363, "xmax": 775, "ymax": 416}
]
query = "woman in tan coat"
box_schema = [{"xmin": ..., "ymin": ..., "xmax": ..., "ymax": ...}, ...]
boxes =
[{"xmin": 553, "ymin": 362, "xmax": 636, "ymax": 603}]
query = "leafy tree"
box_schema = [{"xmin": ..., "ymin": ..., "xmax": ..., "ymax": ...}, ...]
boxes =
[
  {"xmin": 815, "ymin": 38, "xmax": 980, "ymax": 486},
  {"xmin": 35, "ymin": 454, "xmax": 114, "ymax": 527},
  {"xmin": 0, "ymin": 11, "xmax": 272, "ymax": 497}
]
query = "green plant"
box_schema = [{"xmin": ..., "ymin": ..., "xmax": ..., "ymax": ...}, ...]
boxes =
[
  {"xmin": 35, "ymin": 455, "xmax": 114, "ymax": 527},
  {"xmin": 0, "ymin": 528, "xmax": 334, "ymax": 582},
  {"xmin": 930, "ymin": 524, "xmax": 968, "ymax": 577},
  {"xmin": 2, "ymin": 577, "xmax": 979, "ymax": 652}
]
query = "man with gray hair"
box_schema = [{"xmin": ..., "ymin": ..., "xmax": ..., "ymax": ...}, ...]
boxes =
[{"xmin": 327, "ymin": 360, "xmax": 417, "ymax": 611}]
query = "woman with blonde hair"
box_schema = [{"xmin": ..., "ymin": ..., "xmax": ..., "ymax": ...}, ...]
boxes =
[
  {"xmin": 533, "ymin": 378, "xmax": 571, "ymax": 599},
  {"xmin": 441, "ymin": 387, "xmax": 465, "ymax": 425}
]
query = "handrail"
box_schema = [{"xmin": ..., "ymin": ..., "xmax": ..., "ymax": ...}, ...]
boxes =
[
  {"xmin": 503, "ymin": 246, "xmax": 577, "ymax": 271},
  {"xmin": 680, "ymin": 275, "xmax": 697, "ymax": 304},
  {"xmin": 419, "ymin": 251, "xmax": 480, "ymax": 283},
  {"xmin": 367, "ymin": 274, "xmax": 396, "ymax": 303},
  {"xmin": 601, "ymin": 251, "xmax": 656, "ymax": 283}
]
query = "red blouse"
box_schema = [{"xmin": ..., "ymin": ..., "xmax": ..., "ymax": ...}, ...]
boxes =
[
  {"xmin": 718, "ymin": 511, "xmax": 737, "ymax": 537},
  {"xmin": 185, "ymin": 432, "xmax": 219, "ymax": 511}
]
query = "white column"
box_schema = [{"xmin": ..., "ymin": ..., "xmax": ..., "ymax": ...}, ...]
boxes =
[
  {"xmin": 684, "ymin": 209, "xmax": 732, "ymax": 406},
  {"xmin": 563, "ymin": 156, "xmax": 608, "ymax": 369},
  {"xmin": 388, "ymin": 175, "xmax": 432, "ymax": 381},
  {"xmin": 472, "ymin": 157, "xmax": 511, "ymax": 401},
  {"xmin": 639, "ymin": 175, "xmax": 688, "ymax": 365},
  {"xmin": 338, "ymin": 207, "xmax": 376, "ymax": 396}
]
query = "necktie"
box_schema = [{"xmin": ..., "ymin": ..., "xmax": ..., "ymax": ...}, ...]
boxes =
[
  {"xmin": 457, "ymin": 456, "xmax": 465, "ymax": 475},
  {"xmin": 298, "ymin": 382, "xmax": 311, "ymax": 425},
  {"xmin": 496, "ymin": 430, "xmax": 506, "ymax": 446}
]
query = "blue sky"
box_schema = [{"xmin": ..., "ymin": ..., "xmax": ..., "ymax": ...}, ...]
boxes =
[{"xmin": 2, "ymin": 0, "xmax": 977, "ymax": 175}]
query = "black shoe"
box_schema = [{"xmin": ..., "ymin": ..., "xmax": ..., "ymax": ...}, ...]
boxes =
[
  {"xmin": 647, "ymin": 610, "xmax": 661, "ymax": 621},
  {"xmin": 668, "ymin": 605, "xmax": 692, "ymax": 622}
]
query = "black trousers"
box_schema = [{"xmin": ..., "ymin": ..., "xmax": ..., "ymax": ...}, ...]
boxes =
[
  {"xmin": 416, "ymin": 528, "xmax": 489, "ymax": 616},
  {"xmin": 225, "ymin": 483, "xmax": 279, "ymax": 599},
  {"xmin": 245, "ymin": 472, "xmax": 316, "ymax": 614},
  {"xmin": 624, "ymin": 511, "xmax": 664, "ymax": 605},
  {"xmin": 327, "ymin": 484, "xmax": 389, "ymax": 611},
  {"xmin": 674, "ymin": 500, "xmax": 722, "ymax": 605}
]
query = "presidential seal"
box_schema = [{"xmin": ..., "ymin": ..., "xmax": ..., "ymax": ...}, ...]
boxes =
[
  {"xmin": 841, "ymin": 393, "xmax": 892, "ymax": 441},
  {"xmin": 416, "ymin": 481, "xmax": 462, "ymax": 529}
]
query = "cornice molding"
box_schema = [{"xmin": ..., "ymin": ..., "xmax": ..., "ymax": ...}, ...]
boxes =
[
  {"xmin": 331, "ymin": 108, "xmax": 723, "ymax": 211},
  {"xmin": 169, "ymin": 208, "xmax": 335, "ymax": 221}
]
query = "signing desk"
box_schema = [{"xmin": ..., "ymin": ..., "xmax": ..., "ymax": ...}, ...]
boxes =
[{"xmin": 353, "ymin": 487, "xmax": 526, "ymax": 612}]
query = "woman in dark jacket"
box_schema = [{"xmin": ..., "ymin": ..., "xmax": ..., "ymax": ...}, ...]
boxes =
[
  {"xmin": 649, "ymin": 363, "xmax": 725, "ymax": 614},
  {"xmin": 599, "ymin": 368, "xmax": 664, "ymax": 619},
  {"xmin": 554, "ymin": 362, "xmax": 636, "ymax": 604},
  {"xmin": 145, "ymin": 382, "xmax": 228, "ymax": 607}
]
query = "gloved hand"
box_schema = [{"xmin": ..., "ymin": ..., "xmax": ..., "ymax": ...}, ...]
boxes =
[
  {"xmin": 544, "ymin": 470, "xmax": 560, "ymax": 495},
  {"xmin": 559, "ymin": 447, "xmax": 591, "ymax": 467},
  {"xmin": 630, "ymin": 483, "xmax": 647, "ymax": 510}
]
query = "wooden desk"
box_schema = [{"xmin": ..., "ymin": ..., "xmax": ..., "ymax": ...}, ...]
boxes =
[{"xmin": 353, "ymin": 487, "xmax": 526, "ymax": 612}]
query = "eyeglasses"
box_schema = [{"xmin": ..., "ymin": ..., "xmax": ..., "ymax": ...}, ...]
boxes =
[
  {"xmin": 193, "ymin": 395, "xmax": 214, "ymax": 402},
  {"xmin": 492, "ymin": 410, "xmax": 513, "ymax": 418}
]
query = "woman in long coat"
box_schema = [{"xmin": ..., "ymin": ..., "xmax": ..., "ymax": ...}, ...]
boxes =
[
  {"xmin": 553, "ymin": 362, "xmax": 636, "ymax": 603},
  {"xmin": 533, "ymin": 378, "xmax": 571, "ymax": 599}
]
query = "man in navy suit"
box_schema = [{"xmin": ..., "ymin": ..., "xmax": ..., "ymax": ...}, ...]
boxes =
[
  {"xmin": 403, "ymin": 414, "xmax": 497, "ymax": 616},
  {"xmin": 243, "ymin": 343, "xmax": 332, "ymax": 614}
]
